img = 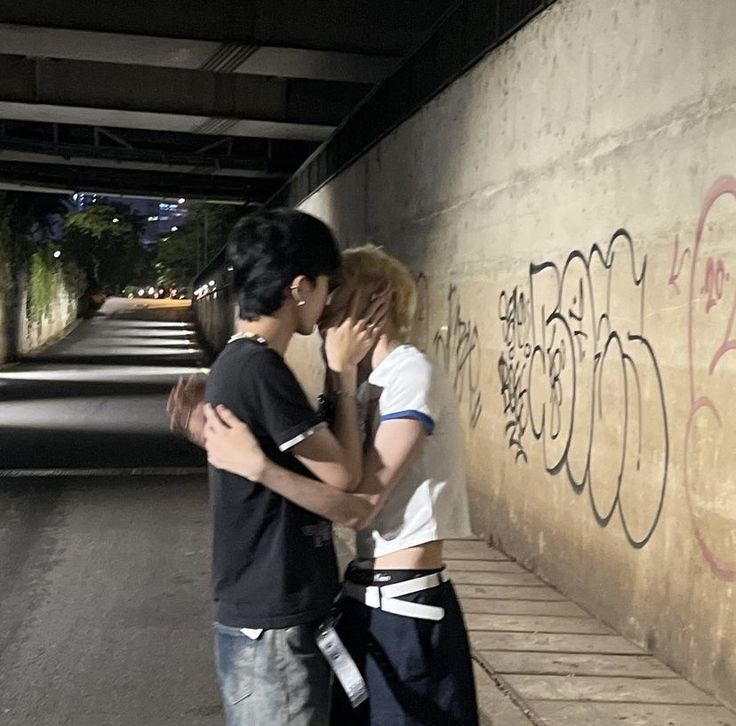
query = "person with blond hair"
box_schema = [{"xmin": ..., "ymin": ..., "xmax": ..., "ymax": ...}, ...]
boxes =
[{"xmin": 204, "ymin": 244, "xmax": 478, "ymax": 726}]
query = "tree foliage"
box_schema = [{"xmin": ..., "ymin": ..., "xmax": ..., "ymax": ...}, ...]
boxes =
[
  {"xmin": 0, "ymin": 191, "xmax": 65, "ymax": 262},
  {"xmin": 154, "ymin": 202, "xmax": 244, "ymax": 288},
  {"xmin": 0, "ymin": 191, "xmax": 84, "ymax": 354},
  {"xmin": 62, "ymin": 203, "xmax": 153, "ymax": 290}
]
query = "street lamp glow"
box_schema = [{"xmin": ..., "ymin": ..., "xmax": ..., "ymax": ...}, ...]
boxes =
[
  {"xmin": 53, "ymin": 250, "xmax": 61, "ymax": 259},
  {"xmin": 112, "ymin": 217, "xmax": 120, "ymax": 223},
  {"xmin": 171, "ymin": 226, "xmax": 178, "ymax": 232},
  {"xmin": 178, "ymin": 198, "xmax": 185, "ymax": 204}
]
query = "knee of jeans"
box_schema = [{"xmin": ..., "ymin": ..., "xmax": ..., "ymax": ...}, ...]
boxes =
[{"xmin": 215, "ymin": 628, "xmax": 257, "ymax": 705}]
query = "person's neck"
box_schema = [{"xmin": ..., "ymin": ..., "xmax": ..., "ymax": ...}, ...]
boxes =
[
  {"xmin": 235, "ymin": 314, "xmax": 294, "ymax": 356},
  {"xmin": 370, "ymin": 330, "xmax": 403, "ymax": 371}
]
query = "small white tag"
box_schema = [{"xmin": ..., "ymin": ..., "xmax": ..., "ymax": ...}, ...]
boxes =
[
  {"xmin": 315, "ymin": 625, "xmax": 368, "ymax": 708},
  {"xmin": 239, "ymin": 627, "xmax": 264, "ymax": 639}
]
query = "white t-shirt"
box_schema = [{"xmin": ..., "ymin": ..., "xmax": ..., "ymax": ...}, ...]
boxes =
[{"xmin": 355, "ymin": 344, "xmax": 473, "ymax": 559}]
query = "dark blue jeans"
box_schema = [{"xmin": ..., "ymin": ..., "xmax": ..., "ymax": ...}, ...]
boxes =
[{"xmin": 330, "ymin": 579, "xmax": 479, "ymax": 726}]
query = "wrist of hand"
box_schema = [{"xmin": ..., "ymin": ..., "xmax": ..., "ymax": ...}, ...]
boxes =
[
  {"xmin": 257, "ymin": 458, "xmax": 276, "ymax": 485},
  {"xmin": 337, "ymin": 368, "xmax": 357, "ymax": 395}
]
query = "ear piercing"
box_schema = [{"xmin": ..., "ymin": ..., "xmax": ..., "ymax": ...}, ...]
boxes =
[{"xmin": 290, "ymin": 284, "xmax": 306, "ymax": 307}]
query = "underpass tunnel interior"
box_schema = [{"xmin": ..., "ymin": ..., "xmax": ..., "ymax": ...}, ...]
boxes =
[
  {"xmin": 0, "ymin": 1, "xmax": 459, "ymax": 471},
  {"xmin": 1, "ymin": 1, "xmax": 736, "ymax": 723},
  {"xmin": 0, "ymin": 309, "xmax": 208, "ymax": 469}
]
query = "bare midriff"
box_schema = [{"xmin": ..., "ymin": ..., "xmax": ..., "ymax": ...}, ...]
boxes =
[{"xmin": 369, "ymin": 539, "xmax": 444, "ymax": 570}]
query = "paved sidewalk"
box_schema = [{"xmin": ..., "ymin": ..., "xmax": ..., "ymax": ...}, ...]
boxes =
[{"xmin": 445, "ymin": 538, "xmax": 736, "ymax": 726}]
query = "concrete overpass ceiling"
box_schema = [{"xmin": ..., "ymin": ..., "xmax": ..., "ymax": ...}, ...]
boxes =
[
  {"xmin": 0, "ymin": 0, "xmax": 456, "ymax": 200},
  {"xmin": 0, "ymin": 103, "xmax": 334, "ymax": 142},
  {"xmin": 0, "ymin": 56, "xmax": 371, "ymax": 129},
  {"xmin": 0, "ymin": 24, "xmax": 401, "ymax": 84},
  {"xmin": 0, "ymin": 120, "xmax": 311, "ymax": 202},
  {"xmin": 0, "ymin": 1, "xmax": 450, "ymax": 55},
  {"xmin": 0, "ymin": 160, "xmax": 282, "ymax": 203},
  {"xmin": 273, "ymin": 0, "xmax": 557, "ymax": 207}
]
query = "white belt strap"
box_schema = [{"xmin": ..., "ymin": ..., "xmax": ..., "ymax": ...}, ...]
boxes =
[
  {"xmin": 315, "ymin": 623, "xmax": 368, "ymax": 708},
  {"xmin": 343, "ymin": 571, "xmax": 449, "ymax": 622}
]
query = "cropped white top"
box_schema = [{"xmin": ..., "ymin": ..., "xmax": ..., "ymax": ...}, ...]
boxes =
[{"xmin": 355, "ymin": 344, "xmax": 473, "ymax": 559}]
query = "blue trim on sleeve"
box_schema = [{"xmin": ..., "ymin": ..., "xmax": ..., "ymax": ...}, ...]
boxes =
[{"xmin": 380, "ymin": 410, "xmax": 435, "ymax": 435}]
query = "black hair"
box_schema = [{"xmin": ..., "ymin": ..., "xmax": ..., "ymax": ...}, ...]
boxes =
[{"xmin": 227, "ymin": 208, "xmax": 341, "ymax": 320}]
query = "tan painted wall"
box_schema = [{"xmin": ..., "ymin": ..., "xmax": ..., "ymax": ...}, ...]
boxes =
[{"xmin": 287, "ymin": 0, "xmax": 736, "ymax": 708}]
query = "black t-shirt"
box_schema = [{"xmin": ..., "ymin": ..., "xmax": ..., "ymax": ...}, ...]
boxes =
[{"xmin": 205, "ymin": 337, "xmax": 339, "ymax": 628}]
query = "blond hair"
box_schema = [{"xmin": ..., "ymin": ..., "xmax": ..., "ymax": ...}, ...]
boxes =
[{"xmin": 340, "ymin": 244, "xmax": 417, "ymax": 337}]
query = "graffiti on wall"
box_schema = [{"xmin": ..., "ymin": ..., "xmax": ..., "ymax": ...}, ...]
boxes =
[
  {"xmin": 433, "ymin": 284, "xmax": 483, "ymax": 428},
  {"xmin": 413, "ymin": 272, "xmax": 430, "ymax": 353},
  {"xmin": 497, "ymin": 230, "xmax": 669, "ymax": 548},
  {"xmin": 498, "ymin": 286, "xmax": 532, "ymax": 463},
  {"xmin": 669, "ymin": 175, "xmax": 736, "ymax": 581}
]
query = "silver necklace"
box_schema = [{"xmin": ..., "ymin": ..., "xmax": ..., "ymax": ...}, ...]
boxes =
[{"xmin": 227, "ymin": 331, "xmax": 268, "ymax": 345}]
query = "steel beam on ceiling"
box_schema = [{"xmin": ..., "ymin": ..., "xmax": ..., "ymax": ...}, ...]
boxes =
[
  {"xmin": 0, "ymin": 161, "xmax": 281, "ymax": 202},
  {"xmin": 0, "ymin": 150, "xmax": 289, "ymax": 179},
  {"xmin": 0, "ymin": 119, "xmax": 316, "ymax": 159},
  {"xmin": 0, "ymin": 24, "xmax": 401, "ymax": 85},
  {"xmin": 0, "ymin": 0, "xmax": 454, "ymax": 56},
  {"xmin": 0, "ymin": 55, "xmax": 371, "ymax": 128},
  {"xmin": 0, "ymin": 126, "xmax": 301, "ymax": 176}
]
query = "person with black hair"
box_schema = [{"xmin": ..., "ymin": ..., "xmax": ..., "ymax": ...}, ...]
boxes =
[
  {"xmin": 204, "ymin": 245, "xmax": 478, "ymax": 726},
  {"xmin": 200, "ymin": 209, "xmax": 387, "ymax": 726}
]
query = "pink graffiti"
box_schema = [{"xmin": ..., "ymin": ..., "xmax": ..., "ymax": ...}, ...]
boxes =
[
  {"xmin": 684, "ymin": 175, "xmax": 736, "ymax": 581},
  {"xmin": 667, "ymin": 234, "xmax": 690, "ymax": 294}
]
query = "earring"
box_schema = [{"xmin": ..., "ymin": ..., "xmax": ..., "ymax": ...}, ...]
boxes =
[{"xmin": 290, "ymin": 284, "xmax": 306, "ymax": 307}]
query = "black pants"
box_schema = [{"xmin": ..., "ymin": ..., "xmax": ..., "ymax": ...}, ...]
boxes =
[{"xmin": 330, "ymin": 566, "xmax": 478, "ymax": 726}]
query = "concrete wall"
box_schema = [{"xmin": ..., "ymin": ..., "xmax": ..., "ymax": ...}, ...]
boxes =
[
  {"xmin": 17, "ymin": 276, "xmax": 78, "ymax": 354},
  {"xmin": 288, "ymin": 0, "xmax": 736, "ymax": 708},
  {"xmin": 0, "ymin": 257, "xmax": 11, "ymax": 363},
  {"xmin": 192, "ymin": 288, "xmax": 236, "ymax": 360},
  {"xmin": 0, "ymin": 256, "xmax": 80, "ymax": 361}
]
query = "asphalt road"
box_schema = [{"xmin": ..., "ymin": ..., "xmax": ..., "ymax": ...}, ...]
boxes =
[
  {"xmin": 0, "ymin": 298, "xmax": 207, "ymax": 470},
  {"xmin": 0, "ymin": 298, "xmax": 220, "ymax": 725},
  {"xmin": 0, "ymin": 474, "xmax": 220, "ymax": 726}
]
